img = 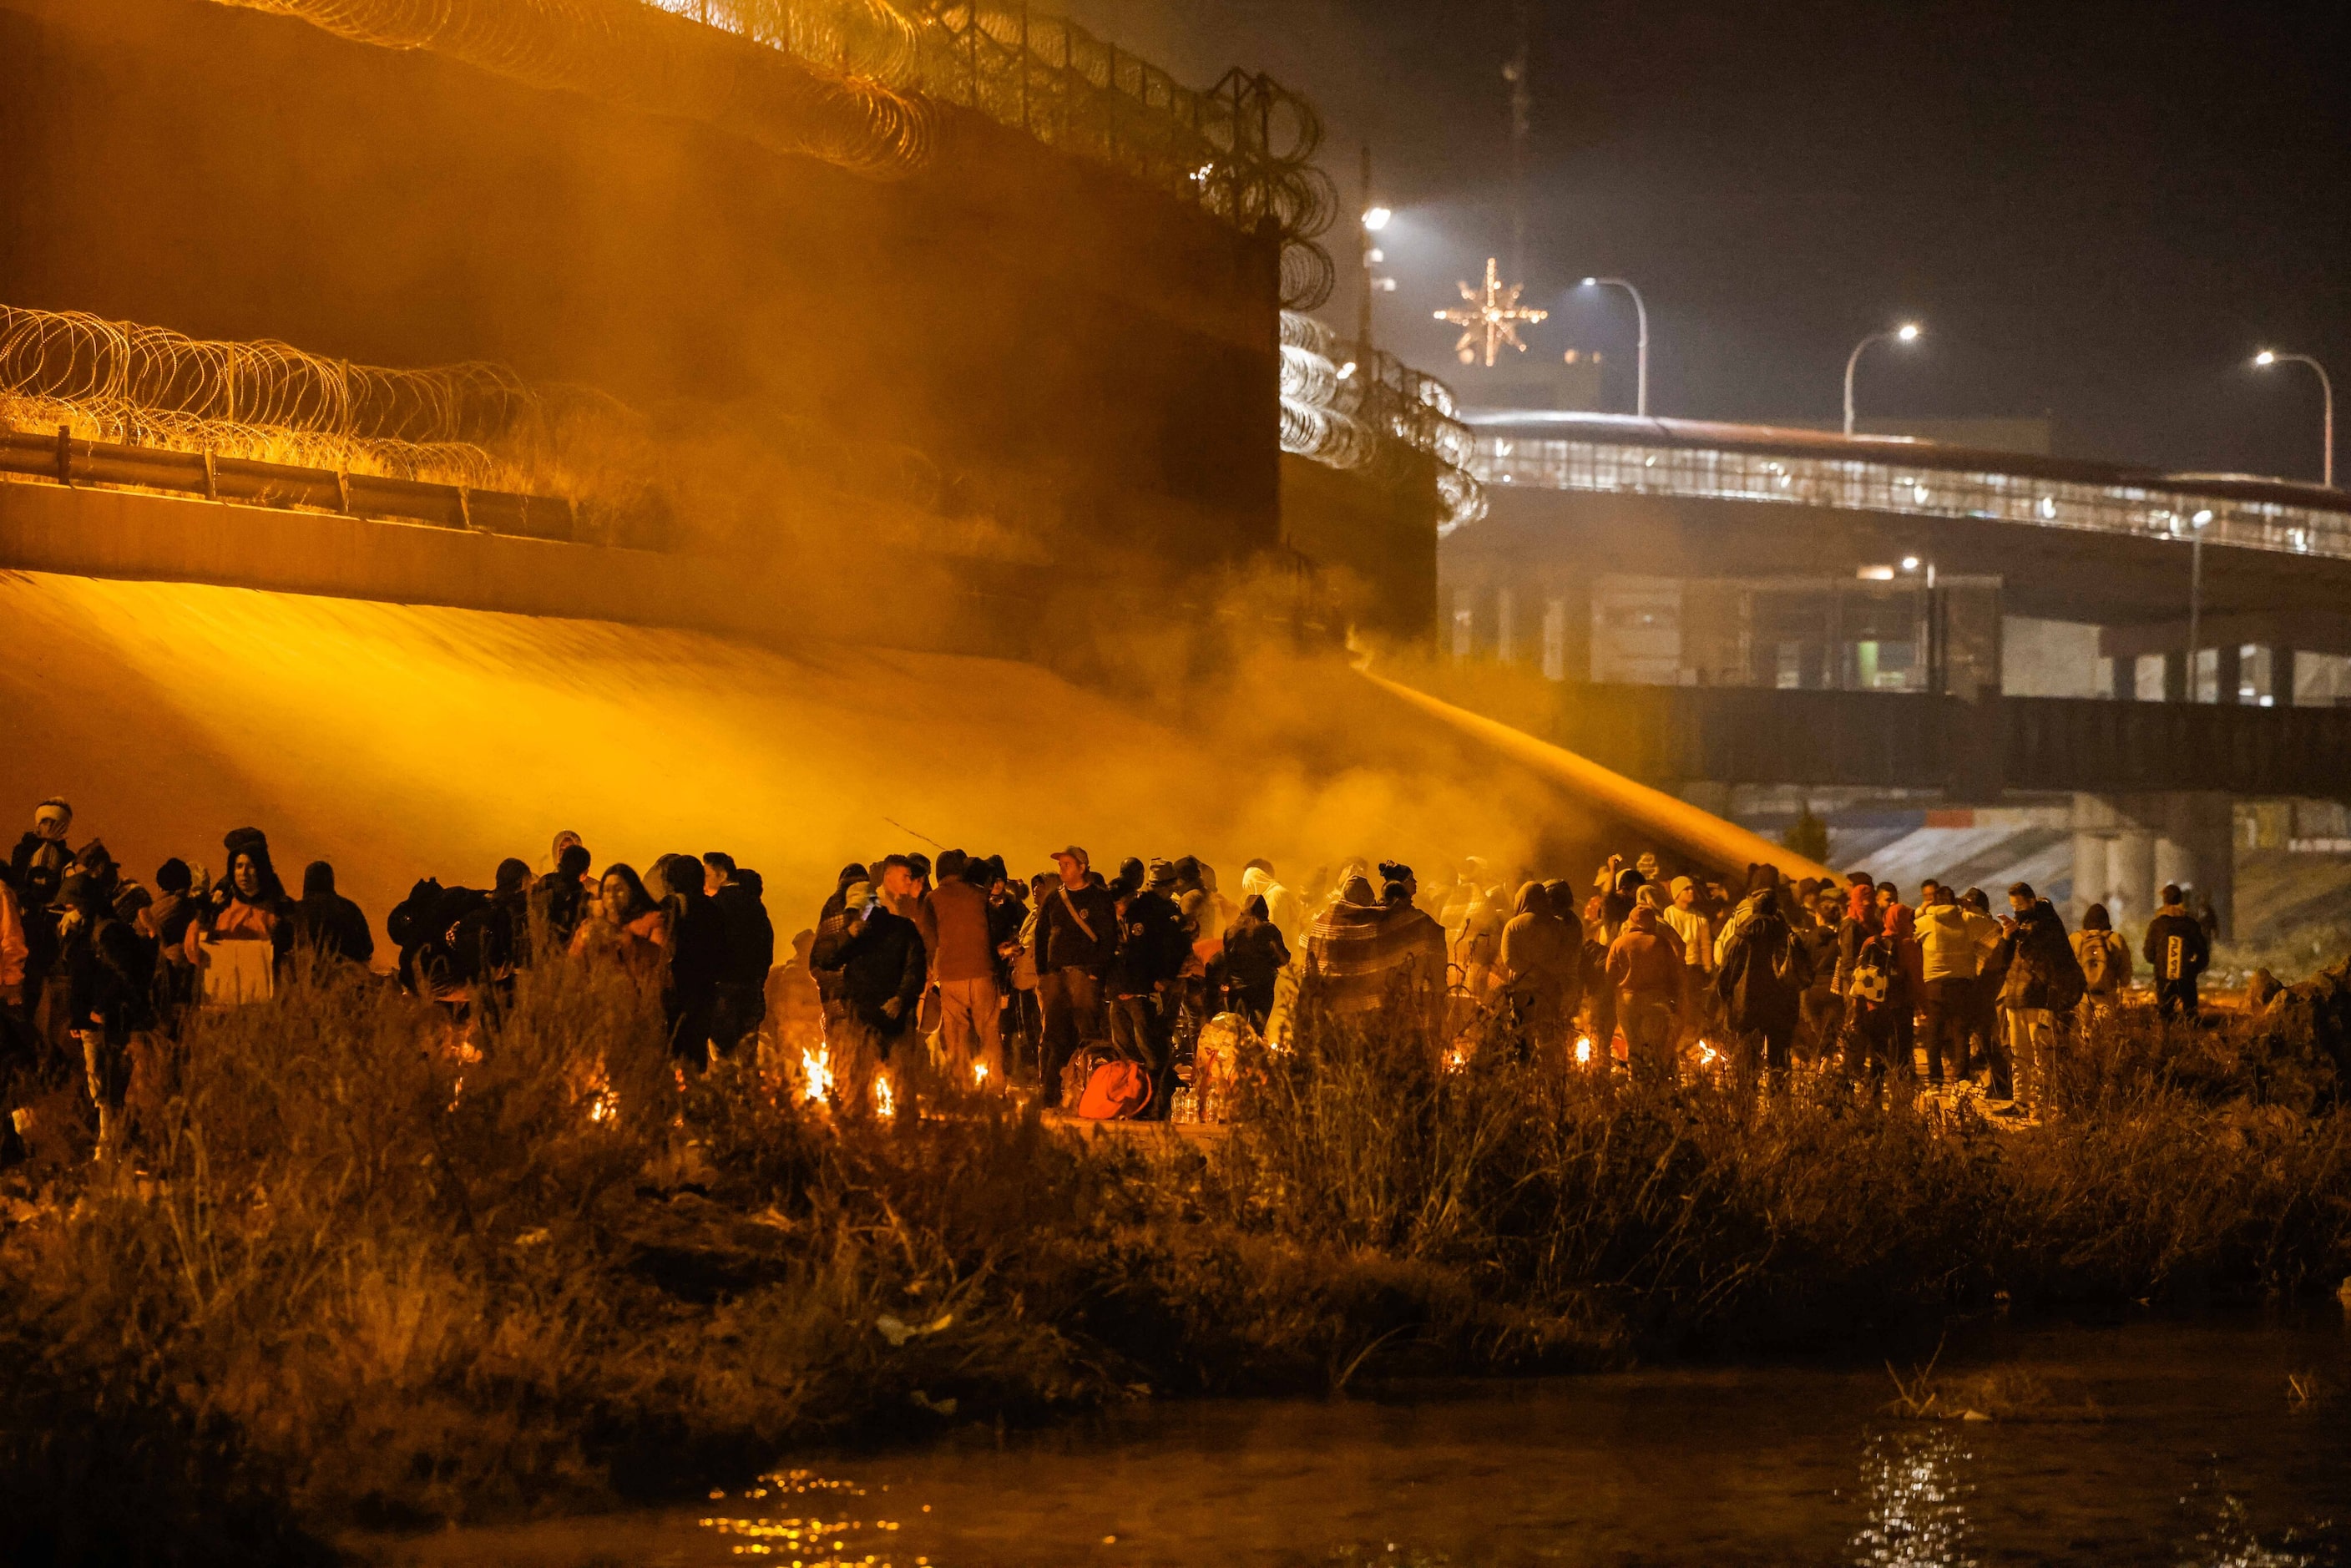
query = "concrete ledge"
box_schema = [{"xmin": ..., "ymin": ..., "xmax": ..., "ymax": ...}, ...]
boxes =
[{"xmin": 0, "ymin": 477, "xmax": 1041, "ymax": 658}]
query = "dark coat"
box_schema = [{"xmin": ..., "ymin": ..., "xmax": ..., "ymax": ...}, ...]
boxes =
[
  {"xmin": 666, "ymin": 889, "xmax": 727, "ymax": 999},
  {"xmin": 811, "ymin": 906, "xmax": 927, "ymax": 1035},
  {"xmin": 710, "ymin": 877, "xmax": 776, "ymax": 986},
  {"xmin": 1034, "ymin": 881, "xmax": 1118, "ymax": 975},
  {"xmin": 1716, "ymin": 892, "xmax": 1808, "ymax": 1032},
  {"xmin": 1108, "ymin": 887, "xmax": 1187, "ymax": 996},
  {"xmin": 1996, "ymin": 901, "xmax": 2081, "ymax": 1009},
  {"xmin": 1213, "ymin": 910, "xmax": 1291, "ymax": 1016},
  {"xmin": 289, "ymin": 890, "xmax": 375, "ymax": 968},
  {"xmin": 2143, "ymin": 908, "xmax": 2211, "ymax": 984}
]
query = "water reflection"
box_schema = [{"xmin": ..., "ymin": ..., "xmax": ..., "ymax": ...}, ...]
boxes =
[
  {"xmin": 1850, "ymin": 1428, "xmax": 1976, "ymax": 1568},
  {"xmin": 698, "ymin": 1468, "xmax": 915, "ymax": 1565}
]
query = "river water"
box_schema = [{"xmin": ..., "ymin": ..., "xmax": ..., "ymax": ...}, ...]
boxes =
[{"xmin": 378, "ymin": 1317, "xmax": 2348, "ymax": 1567}]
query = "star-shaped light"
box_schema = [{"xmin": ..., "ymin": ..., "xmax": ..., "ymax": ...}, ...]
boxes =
[{"xmin": 1435, "ymin": 257, "xmax": 1547, "ymax": 367}]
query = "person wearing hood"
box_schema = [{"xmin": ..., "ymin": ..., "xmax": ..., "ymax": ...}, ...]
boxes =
[
  {"xmin": 1661, "ymin": 875, "xmax": 1714, "ymax": 979},
  {"xmin": 189, "ymin": 828, "xmax": 295, "ymax": 999},
  {"xmin": 1715, "ymin": 867, "xmax": 1810, "ymax": 1088},
  {"xmin": 1916, "ymin": 884, "xmax": 1999, "ymax": 1089},
  {"xmin": 1605, "ymin": 902, "xmax": 1682, "ymax": 1081},
  {"xmin": 1499, "ymin": 881, "xmax": 1577, "ymax": 1058},
  {"xmin": 1212, "ymin": 893, "xmax": 1291, "ymax": 1029},
  {"xmin": 810, "ymin": 877, "xmax": 926, "ymax": 1114},
  {"xmin": 1241, "ymin": 862, "xmax": 1306, "ymax": 951},
  {"xmin": 2141, "ymin": 884, "xmax": 2209, "ymax": 1019},
  {"xmin": 1796, "ymin": 885, "xmax": 1847, "ymax": 1058},
  {"xmin": 134, "ymin": 859, "xmax": 205, "ymax": 1019},
  {"xmin": 1302, "ymin": 873, "xmax": 1448, "ymax": 1033},
  {"xmin": 1992, "ymin": 882, "xmax": 2083, "ymax": 1110},
  {"xmin": 9, "ymin": 798, "xmax": 75, "ymax": 889},
  {"xmin": 287, "ymin": 861, "xmax": 374, "ymax": 972}
]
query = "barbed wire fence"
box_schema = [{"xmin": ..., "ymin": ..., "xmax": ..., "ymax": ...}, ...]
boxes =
[
  {"xmin": 1280, "ymin": 312, "xmax": 1487, "ymax": 534},
  {"xmin": 204, "ymin": 0, "xmax": 1336, "ymax": 308}
]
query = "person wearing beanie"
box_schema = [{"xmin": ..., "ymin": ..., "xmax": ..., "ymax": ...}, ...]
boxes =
[
  {"xmin": 2141, "ymin": 884, "xmax": 2209, "ymax": 1019},
  {"xmin": 288, "ymin": 861, "xmax": 374, "ymax": 971},
  {"xmin": 137, "ymin": 857, "xmax": 206, "ymax": 1017},
  {"xmin": 2071, "ymin": 903, "xmax": 2132, "ymax": 1016}
]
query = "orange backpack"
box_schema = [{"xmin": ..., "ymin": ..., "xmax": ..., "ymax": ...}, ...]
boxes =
[{"xmin": 1077, "ymin": 1059, "xmax": 1154, "ymax": 1120}]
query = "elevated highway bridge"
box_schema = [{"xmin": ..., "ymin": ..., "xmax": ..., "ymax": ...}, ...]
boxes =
[{"xmin": 1439, "ymin": 414, "xmax": 2351, "ymax": 932}]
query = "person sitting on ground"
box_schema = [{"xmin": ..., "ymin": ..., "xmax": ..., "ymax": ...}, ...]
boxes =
[
  {"xmin": 287, "ymin": 860, "xmax": 374, "ymax": 972},
  {"xmin": 2141, "ymin": 884, "xmax": 2210, "ymax": 1020}
]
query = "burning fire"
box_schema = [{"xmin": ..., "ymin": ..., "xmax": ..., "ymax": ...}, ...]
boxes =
[
  {"xmin": 873, "ymin": 1075, "xmax": 897, "ymax": 1120},
  {"xmin": 1574, "ymin": 1035, "xmax": 1594, "ymax": 1065},
  {"xmin": 972, "ymin": 1061, "xmax": 990, "ymax": 1088},
  {"xmin": 801, "ymin": 1043, "xmax": 833, "ymax": 1104},
  {"xmin": 1697, "ymin": 1039, "xmax": 1719, "ymax": 1065}
]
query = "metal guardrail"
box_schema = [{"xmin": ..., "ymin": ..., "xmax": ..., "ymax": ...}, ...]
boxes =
[{"xmin": 0, "ymin": 425, "xmax": 579, "ymax": 542}]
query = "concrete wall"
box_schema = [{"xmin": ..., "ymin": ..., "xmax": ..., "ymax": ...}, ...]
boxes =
[
  {"xmin": 1277, "ymin": 453, "xmax": 1438, "ymax": 639},
  {"xmin": 0, "ymin": 0, "xmax": 1281, "ymax": 567}
]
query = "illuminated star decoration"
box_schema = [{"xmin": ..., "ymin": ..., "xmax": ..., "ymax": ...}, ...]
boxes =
[{"xmin": 1435, "ymin": 257, "xmax": 1548, "ymax": 367}]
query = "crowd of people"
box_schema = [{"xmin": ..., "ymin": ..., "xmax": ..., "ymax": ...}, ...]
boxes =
[{"xmin": 1, "ymin": 793, "xmax": 2222, "ymax": 1161}]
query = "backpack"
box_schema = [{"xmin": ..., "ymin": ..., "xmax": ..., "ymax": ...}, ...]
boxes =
[
  {"xmin": 2079, "ymin": 934, "xmax": 2116, "ymax": 988},
  {"xmin": 1077, "ymin": 1058, "xmax": 1153, "ymax": 1120}
]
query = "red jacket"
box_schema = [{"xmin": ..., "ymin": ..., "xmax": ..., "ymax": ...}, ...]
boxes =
[
  {"xmin": 1606, "ymin": 906, "xmax": 1682, "ymax": 1004},
  {"xmin": 921, "ymin": 878, "xmax": 997, "ymax": 984}
]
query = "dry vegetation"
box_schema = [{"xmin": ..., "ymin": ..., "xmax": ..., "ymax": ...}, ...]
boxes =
[{"xmin": 3, "ymin": 963, "xmax": 2348, "ymax": 1564}]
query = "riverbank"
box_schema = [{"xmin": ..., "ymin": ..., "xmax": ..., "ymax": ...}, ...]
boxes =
[{"xmin": 3, "ymin": 964, "xmax": 2348, "ymax": 1564}]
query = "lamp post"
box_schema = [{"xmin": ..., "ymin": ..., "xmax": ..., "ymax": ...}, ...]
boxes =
[
  {"xmin": 2187, "ymin": 508, "xmax": 2211, "ymax": 702},
  {"xmin": 1358, "ymin": 146, "xmax": 1389, "ymax": 353},
  {"xmin": 2254, "ymin": 349, "xmax": 2335, "ymax": 488},
  {"xmin": 1843, "ymin": 321, "xmax": 1921, "ymax": 437},
  {"xmin": 1579, "ymin": 276, "xmax": 1650, "ymax": 417}
]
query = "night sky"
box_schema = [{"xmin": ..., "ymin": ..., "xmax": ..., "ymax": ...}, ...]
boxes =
[{"xmin": 1065, "ymin": 0, "xmax": 2348, "ymax": 479}]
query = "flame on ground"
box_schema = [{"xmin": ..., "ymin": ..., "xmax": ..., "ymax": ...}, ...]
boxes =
[
  {"xmin": 1574, "ymin": 1035, "xmax": 1594, "ymax": 1065},
  {"xmin": 874, "ymin": 1075, "xmax": 896, "ymax": 1120},
  {"xmin": 972, "ymin": 1061, "xmax": 990, "ymax": 1088},
  {"xmin": 802, "ymin": 1043, "xmax": 834, "ymax": 1104}
]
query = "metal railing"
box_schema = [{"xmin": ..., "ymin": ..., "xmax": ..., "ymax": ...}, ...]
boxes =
[
  {"xmin": 0, "ymin": 426, "xmax": 581, "ymax": 543},
  {"xmin": 1475, "ymin": 432, "xmax": 2351, "ymax": 562},
  {"xmin": 1280, "ymin": 314, "xmax": 1484, "ymax": 532}
]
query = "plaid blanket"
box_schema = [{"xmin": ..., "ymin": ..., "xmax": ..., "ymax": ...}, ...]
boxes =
[{"xmin": 1303, "ymin": 902, "xmax": 1449, "ymax": 1017}]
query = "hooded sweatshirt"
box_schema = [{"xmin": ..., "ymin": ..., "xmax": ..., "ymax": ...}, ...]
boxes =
[
  {"xmin": 1499, "ymin": 882, "xmax": 1575, "ymax": 995},
  {"xmin": 2142, "ymin": 903, "xmax": 2210, "ymax": 984},
  {"xmin": 1605, "ymin": 904, "xmax": 1681, "ymax": 1005},
  {"xmin": 1916, "ymin": 899, "xmax": 1998, "ymax": 983}
]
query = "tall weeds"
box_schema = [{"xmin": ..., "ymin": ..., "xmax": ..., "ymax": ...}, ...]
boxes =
[{"xmin": 2, "ymin": 964, "xmax": 2347, "ymax": 1558}]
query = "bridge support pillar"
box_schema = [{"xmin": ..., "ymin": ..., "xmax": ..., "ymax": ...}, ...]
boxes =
[{"xmin": 2070, "ymin": 793, "xmax": 2232, "ymax": 938}]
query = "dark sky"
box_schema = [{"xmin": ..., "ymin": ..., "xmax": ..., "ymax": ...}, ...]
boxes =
[{"xmin": 1063, "ymin": 0, "xmax": 2348, "ymax": 478}]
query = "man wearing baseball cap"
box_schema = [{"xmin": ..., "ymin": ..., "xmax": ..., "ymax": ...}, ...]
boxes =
[{"xmin": 1031, "ymin": 846, "xmax": 1116, "ymax": 1108}]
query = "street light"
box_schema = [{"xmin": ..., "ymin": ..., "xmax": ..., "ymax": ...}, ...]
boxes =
[
  {"xmin": 2253, "ymin": 349, "xmax": 2335, "ymax": 488},
  {"xmin": 1580, "ymin": 276, "xmax": 1651, "ymax": 417},
  {"xmin": 1843, "ymin": 322, "xmax": 1922, "ymax": 436}
]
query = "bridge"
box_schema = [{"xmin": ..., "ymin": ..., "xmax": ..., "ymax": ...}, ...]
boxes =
[{"xmin": 1433, "ymin": 414, "xmax": 2351, "ymax": 933}]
